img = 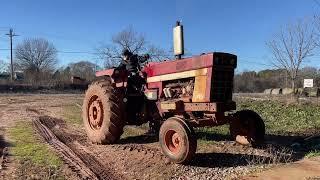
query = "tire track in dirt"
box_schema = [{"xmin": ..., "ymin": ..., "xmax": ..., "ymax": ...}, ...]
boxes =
[
  {"xmin": 33, "ymin": 118, "xmax": 120, "ymax": 180},
  {"xmin": 37, "ymin": 115, "xmax": 175, "ymax": 179},
  {"xmin": 0, "ymin": 134, "xmax": 9, "ymax": 174}
]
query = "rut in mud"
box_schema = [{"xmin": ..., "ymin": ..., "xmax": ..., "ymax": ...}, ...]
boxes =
[
  {"xmin": 33, "ymin": 118, "xmax": 120, "ymax": 180},
  {"xmin": 33, "ymin": 115, "xmax": 268, "ymax": 180},
  {"xmin": 36, "ymin": 115, "xmax": 176, "ymax": 179}
]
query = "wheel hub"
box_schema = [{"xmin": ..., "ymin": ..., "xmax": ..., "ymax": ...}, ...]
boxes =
[
  {"xmin": 172, "ymin": 133, "xmax": 181, "ymax": 147},
  {"xmin": 88, "ymin": 96, "xmax": 103, "ymax": 130},
  {"xmin": 165, "ymin": 130, "xmax": 181, "ymax": 154}
]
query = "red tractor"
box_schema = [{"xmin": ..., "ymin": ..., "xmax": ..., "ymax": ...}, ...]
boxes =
[{"xmin": 82, "ymin": 24, "xmax": 265, "ymax": 164}]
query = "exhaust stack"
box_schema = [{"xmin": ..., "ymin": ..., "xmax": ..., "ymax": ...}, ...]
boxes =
[{"xmin": 173, "ymin": 21, "xmax": 184, "ymax": 59}]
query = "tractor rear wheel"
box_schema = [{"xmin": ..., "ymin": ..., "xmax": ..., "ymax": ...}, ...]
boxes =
[
  {"xmin": 82, "ymin": 79, "xmax": 125, "ymax": 144},
  {"xmin": 159, "ymin": 117, "xmax": 197, "ymax": 164},
  {"xmin": 229, "ymin": 110, "xmax": 265, "ymax": 146}
]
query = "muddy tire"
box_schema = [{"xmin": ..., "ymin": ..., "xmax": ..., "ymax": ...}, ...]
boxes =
[
  {"xmin": 82, "ymin": 79, "xmax": 125, "ymax": 144},
  {"xmin": 159, "ymin": 117, "xmax": 197, "ymax": 164},
  {"xmin": 229, "ymin": 110, "xmax": 265, "ymax": 146}
]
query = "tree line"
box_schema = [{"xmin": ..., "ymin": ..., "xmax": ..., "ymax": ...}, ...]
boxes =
[{"xmin": 234, "ymin": 67, "xmax": 320, "ymax": 93}]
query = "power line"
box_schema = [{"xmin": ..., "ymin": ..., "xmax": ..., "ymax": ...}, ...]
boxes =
[
  {"xmin": 18, "ymin": 30, "xmax": 96, "ymax": 46},
  {"xmin": 0, "ymin": 48, "xmax": 98, "ymax": 55},
  {"xmin": 314, "ymin": 0, "xmax": 320, "ymax": 7},
  {"xmin": 0, "ymin": 37, "xmax": 8, "ymax": 41}
]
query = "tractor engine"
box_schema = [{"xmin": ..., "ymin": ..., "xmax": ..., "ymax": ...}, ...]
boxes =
[
  {"xmin": 162, "ymin": 79, "xmax": 194, "ymax": 100},
  {"xmin": 143, "ymin": 52, "xmax": 237, "ymax": 117}
]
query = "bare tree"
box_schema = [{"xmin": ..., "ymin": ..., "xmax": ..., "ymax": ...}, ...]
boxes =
[
  {"xmin": 267, "ymin": 19, "xmax": 318, "ymax": 92},
  {"xmin": 314, "ymin": 15, "xmax": 320, "ymax": 45},
  {"xmin": 69, "ymin": 61, "xmax": 97, "ymax": 81},
  {"xmin": 97, "ymin": 27, "xmax": 171, "ymax": 68},
  {"xmin": 15, "ymin": 38, "xmax": 58, "ymax": 73},
  {"xmin": 0, "ymin": 60, "xmax": 8, "ymax": 72}
]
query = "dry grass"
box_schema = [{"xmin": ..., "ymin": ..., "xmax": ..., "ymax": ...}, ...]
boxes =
[
  {"xmin": 245, "ymin": 146, "xmax": 293, "ymax": 166},
  {"xmin": 62, "ymin": 105, "xmax": 82, "ymax": 125}
]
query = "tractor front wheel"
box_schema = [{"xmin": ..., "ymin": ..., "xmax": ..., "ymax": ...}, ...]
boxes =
[
  {"xmin": 229, "ymin": 110, "xmax": 265, "ymax": 146},
  {"xmin": 159, "ymin": 117, "xmax": 197, "ymax": 164}
]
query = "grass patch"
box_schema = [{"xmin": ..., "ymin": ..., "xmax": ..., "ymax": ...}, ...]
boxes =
[
  {"xmin": 8, "ymin": 122, "xmax": 62, "ymax": 167},
  {"xmin": 236, "ymin": 99, "xmax": 320, "ymax": 135},
  {"xmin": 195, "ymin": 125, "xmax": 229, "ymax": 149},
  {"xmin": 62, "ymin": 105, "xmax": 82, "ymax": 125},
  {"xmin": 196, "ymin": 125, "xmax": 229, "ymax": 139},
  {"xmin": 305, "ymin": 150, "xmax": 320, "ymax": 158},
  {"xmin": 8, "ymin": 122, "xmax": 64, "ymax": 179},
  {"xmin": 121, "ymin": 124, "xmax": 148, "ymax": 139}
]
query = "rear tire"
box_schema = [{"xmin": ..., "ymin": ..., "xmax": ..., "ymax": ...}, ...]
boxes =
[
  {"xmin": 159, "ymin": 117, "xmax": 197, "ymax": 164},
  {"xmin": 229, "ymin": 110, "xmax": 265, "ymax": 146},
  {"xmin": 82, "ymin": 79, "xmax": 125, "ymax": 144}
]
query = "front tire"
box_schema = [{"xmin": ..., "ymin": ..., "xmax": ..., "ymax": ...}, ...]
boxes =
[
  {"xmin": 159, "ymin": 117, "xmax": 197, "ymax": 164},
  {"xmin": 229, "ymin": 110, "xmax": 265, "ymax": 146},
  {"xmin": 82, "ymin": 79, "xmax": 125, "ymax": 144}
]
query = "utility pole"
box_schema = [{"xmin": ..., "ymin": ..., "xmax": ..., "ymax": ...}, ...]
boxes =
[{"xmin": 5, "ymin": 28, "xmax": 19, "ymax": 82}]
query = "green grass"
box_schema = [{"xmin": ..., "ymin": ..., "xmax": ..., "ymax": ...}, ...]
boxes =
[
  {"xmin": 8, "ymin": 122, "xmax": 62, "ymax": 167},
  {"xmin": 196, "ymin": 125, "xmax": 229, "ymax": 141},
  {"xmin": 236, "ymin": 99, "xmax": 320, "ymax": 135},
  {"xmin": 305, "ymin": 150, "xmax": 320, "ymax": 158},
  {"xmin": 62, "ymin": 105, "xmax": 82, "ymax": 125}
]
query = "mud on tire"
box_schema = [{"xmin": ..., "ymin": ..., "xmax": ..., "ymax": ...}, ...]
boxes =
[{"xmin": 82, "ymin": 79, "xmax": 125, "ymax": 144}]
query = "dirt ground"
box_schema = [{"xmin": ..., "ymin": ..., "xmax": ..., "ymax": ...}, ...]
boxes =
[
  {"xmin": 0, "ymin": 93, "xmax": 319, "ymax": 179},
  {"xmin": 243, "ymin": 157, "xmax": 320, "ymax": 180}
]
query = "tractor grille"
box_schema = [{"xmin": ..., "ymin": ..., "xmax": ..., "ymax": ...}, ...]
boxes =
[{"xmin": 211, "ymin": 67, "xmax": 234, "ymax": 102}]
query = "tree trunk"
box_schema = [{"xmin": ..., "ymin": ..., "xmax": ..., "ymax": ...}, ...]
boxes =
[
  {"xmin": 291, "ymin": 78, "xmax": 299, "ymax": 102},
  {"xmin": 291, "ymin": 80, "xmax": 295, "ymax": 94}
]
